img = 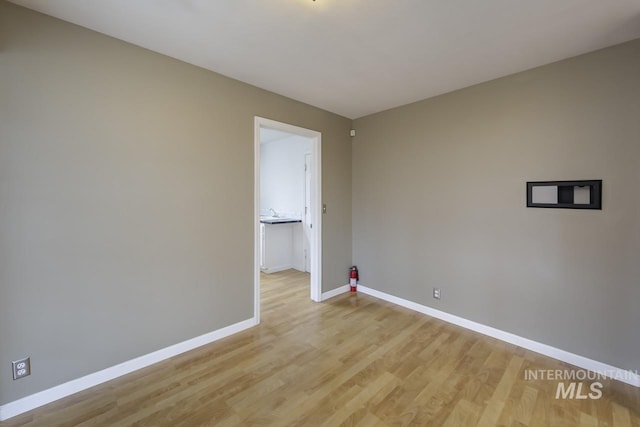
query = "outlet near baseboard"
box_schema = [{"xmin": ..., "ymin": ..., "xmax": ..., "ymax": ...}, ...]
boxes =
[
  {"xmin": 12, "ymin": 357, "xmax": 30, "ymax": 380},
  {"xmin": 433, "ymin": 288, "xmax": 441, "ymax": 300}
]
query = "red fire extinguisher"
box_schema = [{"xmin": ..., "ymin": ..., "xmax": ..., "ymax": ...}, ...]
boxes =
[{"xmin": 350, "ymin": 266, "xmax": 359, "ymax": 292}]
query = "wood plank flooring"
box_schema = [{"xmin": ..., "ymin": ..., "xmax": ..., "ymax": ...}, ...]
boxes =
[{"xmin": 2, "ymin": 269, "xmax": 638, "ymax": 426}]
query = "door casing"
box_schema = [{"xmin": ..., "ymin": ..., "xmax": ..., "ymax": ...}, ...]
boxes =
[{"xmin": 254, "ymin": 117, "xmax": 322, "ymax": 323}]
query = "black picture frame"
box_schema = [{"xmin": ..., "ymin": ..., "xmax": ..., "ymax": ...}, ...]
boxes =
[{"xmin": 526, "ymin": 180, "xmax": 602, "ymax": 210}]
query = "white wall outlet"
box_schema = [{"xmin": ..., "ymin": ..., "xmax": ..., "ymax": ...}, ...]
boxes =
[
  {"xmin": 433, "ymin": 288, "xmax": 441, "ymax": 300},
  {"xmin": 12, "ymin": 357, "xmax": 31, "ymax": 380}
]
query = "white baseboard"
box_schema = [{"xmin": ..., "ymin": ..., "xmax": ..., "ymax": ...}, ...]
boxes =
[
  {"xmin": 356, "ymin": 285, "xmax": 639, "ymax": 388},
  {"xmin": 3, "ymin": 285, "xmax": 637, "ymax": 422},
  {"xmin": 0, "ymin": 317, "xmax": 258, "ymax": 422},
  {"xmin": 321, "ymin": 284, "xmax": 350, "ymax": 301},
  {"xmin": 260, "ymin": 265, "xmax": 292, "ymax": 274}
]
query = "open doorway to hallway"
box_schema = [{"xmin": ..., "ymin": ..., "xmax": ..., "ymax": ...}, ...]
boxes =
[{"xmin": 254, "ymin": 117, "xmax": 322, "ymax": 324}]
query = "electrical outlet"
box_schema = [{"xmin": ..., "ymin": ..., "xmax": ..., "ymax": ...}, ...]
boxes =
[
  {"xmin": 433, "ymin": 288, "xmax": 441, "ymax": 300},
  {"xmin": 12, "ymin": 357, "xmax": 30, "ymax": 380}
]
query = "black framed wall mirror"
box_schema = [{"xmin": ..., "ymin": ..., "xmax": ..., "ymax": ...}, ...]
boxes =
[{"xmin": 527, "ymin": 180, "xmax": 602, "ymax": 210}]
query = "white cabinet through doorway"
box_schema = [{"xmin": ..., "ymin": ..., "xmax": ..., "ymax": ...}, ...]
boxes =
[{"xmin": 260, "ymin": 222, "xmax": 302, "ymax": 273}]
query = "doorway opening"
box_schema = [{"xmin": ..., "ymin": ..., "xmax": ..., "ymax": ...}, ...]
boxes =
[{"xmin": 254, "ymin": 117, "xmax": 322, "ymax": 323}]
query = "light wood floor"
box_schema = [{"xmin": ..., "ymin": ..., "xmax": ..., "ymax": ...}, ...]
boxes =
[{"xmin": 2, "ymin": 269, "xmax": 638, "ymax": 426}]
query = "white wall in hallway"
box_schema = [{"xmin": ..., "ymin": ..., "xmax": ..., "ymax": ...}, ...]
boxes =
[{"xmin": 260, "ymin": 135, "xmax": 312, "ymax": 219}]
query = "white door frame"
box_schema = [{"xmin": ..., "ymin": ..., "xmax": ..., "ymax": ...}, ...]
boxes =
[{"xmin": 254, "ymin": 117, "xmax": 322, "ymax": 323}]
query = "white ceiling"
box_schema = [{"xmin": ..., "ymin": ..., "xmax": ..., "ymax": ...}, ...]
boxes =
[{"xmin": 10, "ymin": 0, "xmax": 640, "ymax": 119}]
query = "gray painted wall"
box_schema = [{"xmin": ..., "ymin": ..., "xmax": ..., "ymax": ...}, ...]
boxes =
[
  {"xmin": 353, "ymin": 39, "xmax": 640, "ymax": 372},
  {"xmin": 0, "ymin": 1, "xmax": 351, "ymax": 404}
]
